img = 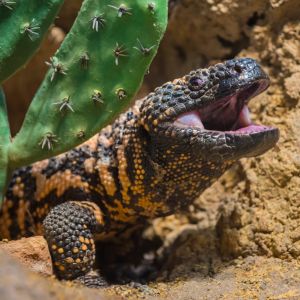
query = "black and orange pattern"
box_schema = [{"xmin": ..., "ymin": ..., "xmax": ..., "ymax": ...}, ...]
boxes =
[{"xmin": 0, "ymin": 58, "xmax": 279, "ymax": 283}]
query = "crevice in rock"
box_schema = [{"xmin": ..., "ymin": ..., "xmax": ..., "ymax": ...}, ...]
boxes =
[
  {"xmin": 217, "ymin": 34, "xmax": 250, "ymax": 60},
  {"xmin": 247, "ymin": 12, "xmax": 266, "ymax": 27}
]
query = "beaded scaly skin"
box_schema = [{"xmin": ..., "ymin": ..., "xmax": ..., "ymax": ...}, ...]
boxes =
[{"xmin": 0, "ymin": 58, "xmax": 279, "ymax": 284}]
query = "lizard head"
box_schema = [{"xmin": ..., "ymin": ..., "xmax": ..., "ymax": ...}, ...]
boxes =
[{"xmin": 140, "ymin": 58, "xmax": 279, "ymax": 163}]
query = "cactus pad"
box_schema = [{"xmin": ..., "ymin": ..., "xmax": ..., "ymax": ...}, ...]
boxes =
[{"xmin": 8, "ymin": 0, "xmax": 168, "ymax": 168}]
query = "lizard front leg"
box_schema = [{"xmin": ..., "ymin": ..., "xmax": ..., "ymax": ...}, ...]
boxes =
[{"xmin": 43, "ymin": 201, "xmax": 107, "ymax": 286}]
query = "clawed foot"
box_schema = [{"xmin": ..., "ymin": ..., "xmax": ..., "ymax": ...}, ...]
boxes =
[{"xmin": 74, "ymin": 270, "xmax": 109, "ymax": 288}]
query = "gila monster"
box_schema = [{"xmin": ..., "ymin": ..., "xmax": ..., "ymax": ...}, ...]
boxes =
[{"xmin": 0, "ymin": 58, "xmax": 279, "ymax": 285}]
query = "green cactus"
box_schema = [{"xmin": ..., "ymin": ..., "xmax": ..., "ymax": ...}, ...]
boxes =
[
  {"xmin": 0, "ymin": 0, "xmax": 168, "ymax": 204},
  {"xmin": 0, "ymin": 0, "xmax": 64, "ymax": 82},
  {"xmin": 0, "ymin": 88, "xmax": 10, "ymax": 200},
  {"xmin": 9, "ymin": 0, "xmax": 167, "ymax": 167}
]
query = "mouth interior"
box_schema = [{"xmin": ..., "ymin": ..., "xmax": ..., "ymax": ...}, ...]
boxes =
[{"xmin": 174, "ymin": 80, "xmax": 271, "ymax": 134}]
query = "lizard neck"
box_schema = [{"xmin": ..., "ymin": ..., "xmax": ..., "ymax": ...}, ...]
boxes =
[
  {"xmin": 95, "ymin": 102, "xmax": 170, "ymax": 224},
  {"xmin": 96, "ymin": 101, "xmax": 233, "ymax": 226}
]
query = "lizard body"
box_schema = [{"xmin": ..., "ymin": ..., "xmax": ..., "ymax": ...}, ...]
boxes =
[{"xmin": 0, "ymin": 58, "xmax": 279, "ymax": 283}]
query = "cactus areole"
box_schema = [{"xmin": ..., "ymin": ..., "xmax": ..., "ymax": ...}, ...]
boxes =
[{"xmin": 0, "ymin": 0, "xmax": 168, "ymax": 204}]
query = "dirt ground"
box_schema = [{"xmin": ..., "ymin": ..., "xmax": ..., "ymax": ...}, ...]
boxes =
[{"xmin": 1, "ymin": 0, "xmax": 300, "ymax": 299}]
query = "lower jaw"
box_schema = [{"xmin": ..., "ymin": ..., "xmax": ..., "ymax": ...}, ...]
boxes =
[{"xmin": 223, "ymin": 124, "xmax": 275, "ymax": 135}]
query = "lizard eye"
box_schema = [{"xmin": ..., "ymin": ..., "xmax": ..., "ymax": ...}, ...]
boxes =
[{"xmin": 189, "ymin": 77, "xmax": 204, "ymax": 87}]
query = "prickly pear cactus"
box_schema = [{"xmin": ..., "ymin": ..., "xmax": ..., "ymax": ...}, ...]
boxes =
[
  {"xmin": 0, "ymin": 0, "xmax": 64, "ymax": 82},
  {"xmin": 8, "ymin": 0, "xmax": 168, "ymax": 168},
  {"xmin": 0, "ymin": 0, "xmax": 168, "ymax": 203}
]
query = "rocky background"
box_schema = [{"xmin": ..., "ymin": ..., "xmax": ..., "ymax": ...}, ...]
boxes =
[{"xmin": 1, "ymin": 0, "xmax": 300, "ymax": 299}]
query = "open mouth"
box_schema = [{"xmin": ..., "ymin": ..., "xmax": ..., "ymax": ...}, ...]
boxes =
[{"xmin": 174, "ymin": 79, "xmax": 272, "ymax": 135}]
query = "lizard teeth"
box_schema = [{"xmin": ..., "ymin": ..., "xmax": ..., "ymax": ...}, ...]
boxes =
[
  {"xmin": 231, "ymin": 105, "xmax": 252, "ymax": 130},
  {"xmin": 174, "ymin": 111, "xmax": 204, "ymax": 129},
  {"xmin": 238, "ymin": 105, "xmax": 252, "ymax": 127}
]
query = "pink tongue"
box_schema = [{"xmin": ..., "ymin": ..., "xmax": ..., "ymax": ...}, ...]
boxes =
[{"xmin": 174, "ymin": 111, "xmax": 204, "ymax": 129}]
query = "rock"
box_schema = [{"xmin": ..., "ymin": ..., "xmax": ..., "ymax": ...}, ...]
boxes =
[
  {"xmin": 0, "ymin": 249, "xmax": 120, "ymax": 300},
  {"xmin": 0, "ymin": 236, "xmax": 52, "ymax": 276}
]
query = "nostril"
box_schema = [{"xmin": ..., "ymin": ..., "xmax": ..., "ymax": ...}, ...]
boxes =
[{"xmin": 234, "ymin": 65, "xmax": 243, "ymax": 74}]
